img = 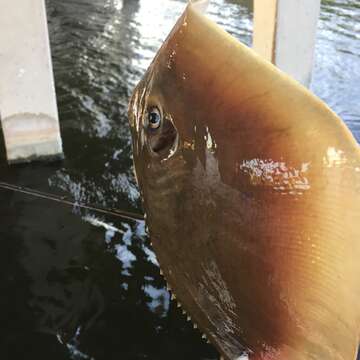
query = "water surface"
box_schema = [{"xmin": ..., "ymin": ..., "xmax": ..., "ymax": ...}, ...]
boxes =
[{"xmin": 0, "ymin": 0, "xmax": 358, "ymax": 359}]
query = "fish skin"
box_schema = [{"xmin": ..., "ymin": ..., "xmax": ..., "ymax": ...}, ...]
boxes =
[{"xmin": 128, "ymin": 2, "xmax": 360, "ymax": 360}]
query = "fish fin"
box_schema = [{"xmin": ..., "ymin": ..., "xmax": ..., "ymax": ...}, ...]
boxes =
[{"xmin": 188, "ymin": 0, "xmax": 209, "ymax": 13}]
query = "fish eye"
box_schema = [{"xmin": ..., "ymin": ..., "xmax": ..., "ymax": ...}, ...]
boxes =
[{"xmin": 147, "ymin": 107, "xmax": 162, "ymax": 130}]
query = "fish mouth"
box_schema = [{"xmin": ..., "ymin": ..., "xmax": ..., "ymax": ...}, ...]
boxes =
[{"xmin": 148, "ymin": 118, "xmax": 179, "ymax": 158}]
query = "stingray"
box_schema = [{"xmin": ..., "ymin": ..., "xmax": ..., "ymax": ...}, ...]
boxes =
[{"xmin": 128, "ymin": 1, "xmax": 360, "ymax": 359}]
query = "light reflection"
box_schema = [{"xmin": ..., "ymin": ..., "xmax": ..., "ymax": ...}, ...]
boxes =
[
  {"xmin": 133, "ymin": 0, "xmax": 185, "ymax": 70},
  {"xmin": 113, "ymin": 0, "xmax": 123, "ymax": 11},
  {"xmin": 49, "ymin": 169, "xmax": 140, "ymax": 209},
  {"xmin": 239, "ymin": 159, "xmax": 311, "ymax": 194},
  {"xmin": 66, "ymin": 327, "xmax": 94, "ymax": 360},
  {"xmin": 116, "ymin": 242, "xmax": 136, "ymax": 274},
  {"xmin": 323, "ymin": 146, "xmax": 347, "ymax": 167},
  {"xmin": 143, "ymin": 284, "xmax": 170, "ymax": 317},
  {"xmin": 205, "ymin": 126, "xmax": 217, "ymax": 152},
  {"xmin": 83, "ymin": 214, "xmax": 125, "ymax": 243},
  {"xmin": 235, "ymin": 355, "xmax": 249, "ymax": 360},
  {"xmin": 137, "ymin": 221, "xmax": 159, "ymax": 265}
]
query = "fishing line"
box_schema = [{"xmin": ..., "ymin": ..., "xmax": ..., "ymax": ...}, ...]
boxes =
[{"xmin": 0, "ymin": 181, "xmax": 144, "ymax": 222}]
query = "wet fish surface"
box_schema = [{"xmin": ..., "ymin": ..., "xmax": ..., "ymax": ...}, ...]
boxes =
[{"xmin": 128, "ymin": 1, "xmax": 360, "ymax": 359}]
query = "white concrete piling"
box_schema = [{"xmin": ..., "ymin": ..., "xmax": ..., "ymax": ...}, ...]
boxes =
[
  {"xmin": 0, "ymin": 0, "xmax": 63, "ymax": 163},
  {"xmin": 253, "ymin": 0, "xmax": 321, "ymax": 87}
]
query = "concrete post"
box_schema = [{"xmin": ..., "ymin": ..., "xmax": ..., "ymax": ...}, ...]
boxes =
[
  {"xmin": 0, "ymin": 0, "xmax": 63, "ymax": 163},
  {"xmin": 253, "ymin": 0, "xmax": 321, "ymax": 87}
]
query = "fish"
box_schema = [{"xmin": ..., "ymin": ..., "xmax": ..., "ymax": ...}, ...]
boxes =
[{"xmin": 128, "ymin": 1, "xmax": 360, "ymax": 359}]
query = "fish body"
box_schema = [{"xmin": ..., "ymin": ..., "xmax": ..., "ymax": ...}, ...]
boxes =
[{"xmin": 128, "ymin": 2, "xmax": 360, "ymax": 359}]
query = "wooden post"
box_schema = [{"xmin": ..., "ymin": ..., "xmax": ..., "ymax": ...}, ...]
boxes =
[
  {"xmin": 0, "ymin": 0, "xmax": 63, "ymax": 163},
  {"xmin": 253, "ymin": 0, "xmax": 321, "ymax": 87}
]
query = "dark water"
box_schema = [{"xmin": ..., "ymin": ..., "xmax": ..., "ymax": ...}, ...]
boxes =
[{"xmin": 0, "ymin": 1, "xmax": 358, "ymax": 359}]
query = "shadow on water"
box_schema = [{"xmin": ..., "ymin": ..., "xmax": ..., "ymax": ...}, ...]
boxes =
[{"xmin": 0, "ymin": 0, "xmax": 358, "ymax": 359}]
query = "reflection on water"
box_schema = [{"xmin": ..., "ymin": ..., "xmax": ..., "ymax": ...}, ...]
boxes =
[
  {"xmin": 312, "ymin": 0, "xmax": 360, "ymax": 142},
  {"xmin": 0, "ymin": 0, "xmax": 358, "ymax": 359}
]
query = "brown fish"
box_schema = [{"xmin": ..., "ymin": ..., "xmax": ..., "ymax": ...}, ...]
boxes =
[{"xmin": 128, "ymin": 1, "xmax": 360, "ymax": 359}]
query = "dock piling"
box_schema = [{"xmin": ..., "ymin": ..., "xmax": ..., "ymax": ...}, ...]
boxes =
[
  {"xmin": 0, "ymin": 0, "xmax": 63, "ymax": 163},
  {"xmin": 253, "ymin": 0, "xmax": 321, "ymax": 87}
]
